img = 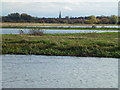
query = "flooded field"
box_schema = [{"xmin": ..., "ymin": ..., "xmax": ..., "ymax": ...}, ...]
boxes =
[
  {"xmin": 2, "ymin": 25, "xmax": 119, "ymax": 28},
  {"xmin": 0, "ymin": 28, "xmax": 118, "ymax": 34},
  {"xmin": 2, "ymin": 55, "xmax": 118, "ymax": 88}
]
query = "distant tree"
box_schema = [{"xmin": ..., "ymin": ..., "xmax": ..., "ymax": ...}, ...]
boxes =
[
  {"xmin": 84, "ymin": 20, "xmax": 94, "ymax": 24},
  {"xmin": 100, "ymin": 18, "xmax": 110, "ymax": 24},
  {"xmin": 78, "ymin": 17, "xmax": 84, "ymax": 19},
  {"xmin": 21, "ymin": 13, "xmax": 33, "ymax": 22},
  {"xmin": 109, "ymin": 15, "xmax": 118, "ymax": 24},
  {"xmin": 1, "ymin": 12, "xmax": 118, "ymax": 24},
  {"xmin": 8, "ymin": 13, "xmax": 21, "ymax": 22},
  {"xmin": 96, "ymin": 18, "xmax": 101, "ymax": 24},
  {"xmin": 118, "ymin": 16, "xmax": 120, "ymax": 24},
  {"xmin": 65, "ymin": 16, "xmax": 69, "ymax": 19},
  {"xmin": 88, "ymin": 15, "xmax": 97, "ymax": 24},
  {"xmin": 63, "ymin": 20, "xmax": 68, "ymax": 24},
  {"xmin": 0, "ymin": 16, "xmax": 2, "ymax": 22}
]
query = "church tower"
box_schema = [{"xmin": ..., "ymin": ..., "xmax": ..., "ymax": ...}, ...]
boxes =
[{"xmin": 59, "ymin": 11, "xmax": 62, "ymax": 18}]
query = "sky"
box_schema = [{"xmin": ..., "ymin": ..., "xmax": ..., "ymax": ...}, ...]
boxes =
[
  {"xmin": 1, "ymin": 0, "xmax": 119, "ymax": 2},
  {"xmin": 1, "ymin": 0, "xmax": 119, "ymax": 18}
]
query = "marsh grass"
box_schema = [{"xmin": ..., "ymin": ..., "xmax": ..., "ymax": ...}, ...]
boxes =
[
  {"xmin": 2, "ymin": 32, "xmax": 120, "ymax": 58},
  {"xmin": 28, "ymin": 29, "xmax": 44, "ymax": 36}
]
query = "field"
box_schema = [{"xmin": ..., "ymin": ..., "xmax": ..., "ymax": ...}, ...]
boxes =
[
  {"xmin": 1, "ymin": 23, "xmax": 118, "ymax": 26},
  {"xmin": 2, "ymin": 32, "xmax": 120, "ymax": 58}
]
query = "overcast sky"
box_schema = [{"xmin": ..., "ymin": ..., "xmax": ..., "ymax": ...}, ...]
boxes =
[
  {"xmin": 2, "ymin": 0, "xmax": 119, "ymax": 18},
  {"xmin": 2, "ymin": 0, "xmax": 119, "ymax": 2}
]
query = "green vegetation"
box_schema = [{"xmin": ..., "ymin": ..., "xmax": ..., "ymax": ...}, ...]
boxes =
[
  {"xmin": 1, "ymin": 26, "xmax": 119, "ymax": 30},
  {"xmin": 2, "ymin": 32, "xmax": 120, "ymax": 58}
]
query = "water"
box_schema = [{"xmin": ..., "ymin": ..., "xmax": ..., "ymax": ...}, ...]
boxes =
[
  {"xmin": 1, "ymin": 28, "xmax": 118, "ymax": 34},
  {"xmin": 3, "ymin": 25, "xmax": 119, "ymax": 28},
  {"xmin": 2, "ymin": 55, "xmax": 118, "ymax": 88},
  {"xmin": 26, "ymin": 25, "xmax": 119, "ymax": 28}
]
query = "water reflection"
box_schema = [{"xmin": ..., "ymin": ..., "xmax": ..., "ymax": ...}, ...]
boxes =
[
  {"xmin": 1, "ymin": 28, "xmax": 118, "ymax": 34},
  {"xmin": 2, "ymin": 55, "xmax": 118, "ymax": 88},
  {"xmin": 2, "ymin": 25, "xmax": 119, "ymax": 28}
]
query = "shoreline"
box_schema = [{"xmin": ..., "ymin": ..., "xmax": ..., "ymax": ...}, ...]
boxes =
[{"xmin": 1, "ymin": 53, "xmax": 119, "ymax": 58}]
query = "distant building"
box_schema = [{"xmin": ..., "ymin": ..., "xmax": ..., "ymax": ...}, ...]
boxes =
[
  {"xmin": 65, "ymin": 16, "xmax": 69, "ymax": 19},
  {"xmin": 59, "ymin": 11, "xmax": 62, "ymax": 18}
]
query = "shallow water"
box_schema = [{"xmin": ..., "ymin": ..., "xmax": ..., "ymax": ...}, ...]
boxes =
[
  {"xmin": 2, "ymin": 55, "xmax": 118, "ymax": 88},
  {"xmin": 0, "ymin": 28, "xmax": 118, "ymax": 34},
  {"xmin": 27, "ymin": 25, "xmax": 119, "ymax": 28},
  {"xmin": 3, "ymin": 25, "xmax": 119, "ymax": 28}
]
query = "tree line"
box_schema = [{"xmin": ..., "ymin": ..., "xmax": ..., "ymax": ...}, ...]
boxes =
[{"xmin": 1, "ymin": 13, "xmax": 119, "ymax": 24}]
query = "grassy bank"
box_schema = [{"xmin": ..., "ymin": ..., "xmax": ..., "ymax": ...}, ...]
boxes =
[
  {"xmin": 2, "ymin": 32, "xmax": 120, "ymax": 58},
  {"xmin": 1, "ymin": 23, "xmax": 118, "ymax": 26},
  {"xmin": 1, "ymin": 26, "xmax": 119, "ymax": 30}
]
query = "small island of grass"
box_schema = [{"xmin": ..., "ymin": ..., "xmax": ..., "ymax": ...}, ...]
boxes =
[{"xmin": 2, "ymin": 32, "xmax": 120, "ymax": 58}]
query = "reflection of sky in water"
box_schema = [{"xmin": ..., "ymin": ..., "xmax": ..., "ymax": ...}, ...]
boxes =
[
  {"xmin": 26, "ymin": 26, "xmax": 119, "ymax": 28},
  {"xmin": 2, "ymin": 55, "xmax": 118, "ymax": 88},
  {"xmin": 2, "ymin": 25, "xmax": 119, "ymax": 28},
  {"xmin": 0, "ymin": 28, "xmax": 118, "ymax": 34}
]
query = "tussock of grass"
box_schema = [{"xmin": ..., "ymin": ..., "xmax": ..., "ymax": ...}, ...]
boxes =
[{"xmin": 28, "ymin": 29, "xmax": 44, "ymax": 36}]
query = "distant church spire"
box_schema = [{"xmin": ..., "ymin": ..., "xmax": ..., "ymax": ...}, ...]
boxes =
[{"xmin": 59, "ymin": 11, "xmax": 62, "ymax": 18}]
